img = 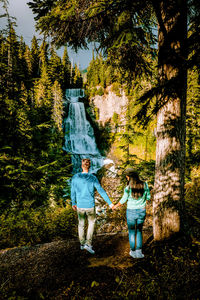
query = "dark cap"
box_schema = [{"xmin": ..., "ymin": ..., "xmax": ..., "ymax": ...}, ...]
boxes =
[{"xmin": 125, "ymin": 168, "xmax": 138, "ymax": 177}]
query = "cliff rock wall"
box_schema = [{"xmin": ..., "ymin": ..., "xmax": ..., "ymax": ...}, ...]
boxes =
[{"xmin": 91, "ymin": 86, "xmax": 128, "ymax": 126}]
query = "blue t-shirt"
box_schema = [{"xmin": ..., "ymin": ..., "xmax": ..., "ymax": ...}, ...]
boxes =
[{"xmin": 71, "ymin": 172, "xmax": 111, "ymax": 208}]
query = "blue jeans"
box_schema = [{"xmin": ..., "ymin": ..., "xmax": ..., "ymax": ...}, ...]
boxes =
[{"xmin": 126, "ymin": 208, "xmax": 146, "ymax": 250}]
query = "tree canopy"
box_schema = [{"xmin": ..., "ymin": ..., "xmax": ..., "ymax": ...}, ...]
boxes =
[{"xmin": 28, "ymin": 0, "xmax": 157, "ymax": 77}]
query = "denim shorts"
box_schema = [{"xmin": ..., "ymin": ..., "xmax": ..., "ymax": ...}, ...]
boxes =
[{"xmin": 126, "ymin": 208, "xmax": 146, "ymax": 225}]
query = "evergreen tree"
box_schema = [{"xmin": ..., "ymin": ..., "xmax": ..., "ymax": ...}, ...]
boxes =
[
  {"xmin": 72, "ymin": 63, "xmax": 83, "ymax": 88},
  {"xmin": 0, "ymin": 33, "xmax": 8, "ymax": 89},
  {"xmin": 52, "ymin": 80, "xmax": 63, "ymax": 131},
  {"xmin": 18, "ymin": 37, "xmax": 29, "ymax": 85},
  {"xmin": 31, "ymin": 36, "xmax": 40, "ymax": 79},
  {"xmin": 48, "ymin": 47, "xmax": 64, "ymax": 87},
  {"xmin": 24, "ymin": 45, "xmax": 33, "ymax": 79},
  {"xmin": 5, "ymin": 24, "xmax": 20, "ymax": 93},
  {"xmin": 34, "ymin": 60, "xmax": 52, "ymax": 108},
  {"xmin": 39, "ymin": 39, "xmax": 48, "ymax": 72},
  {"xmin": 0, "ymin": 12, "xmax": 72, "ymax": 213},
  {"xmin": 62, "ymin": 46, "xmax": 71, "ymax": 90}
]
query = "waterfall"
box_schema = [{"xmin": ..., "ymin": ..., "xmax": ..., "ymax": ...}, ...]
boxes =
[{"xmin": 63, "ymin": 88, "xmax": 104, "ymax": 173}]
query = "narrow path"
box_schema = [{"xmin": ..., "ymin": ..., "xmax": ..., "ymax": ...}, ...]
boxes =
[{"xmin": 0, "ymin": 228, "xmax": 153, "ymax": 299}]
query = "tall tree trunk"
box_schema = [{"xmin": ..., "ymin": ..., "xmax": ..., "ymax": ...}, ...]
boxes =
[{"xmin": 153, "ymin": 0, "xmax": 187, "ymax": 240}]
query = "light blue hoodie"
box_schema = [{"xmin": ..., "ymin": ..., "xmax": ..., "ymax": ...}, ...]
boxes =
[{"xmin": 71, "ymin": 172, "xmax": 112, "ymax": 208}]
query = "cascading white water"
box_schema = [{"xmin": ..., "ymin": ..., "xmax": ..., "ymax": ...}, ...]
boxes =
[{"xmin": 63, "ymin": 88, "xmax": 104, "ymax": 173}]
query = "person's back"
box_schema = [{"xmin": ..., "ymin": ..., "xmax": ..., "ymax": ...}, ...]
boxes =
[
  {"xmin": 71, "ymin": 172, "xmax": 111, "ymax": 208},
  {"xmin": 71, "ymin": 158, "xmax": 113, "ymax": 254},
  {"xmin": 113, "ymin": 168, "xmax": 151, "ymax": 258}
]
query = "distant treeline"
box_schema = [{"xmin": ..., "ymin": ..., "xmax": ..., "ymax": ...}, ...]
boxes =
[{"xmin": 0, "ymin": 24, "xmax": 83, "ymax": 213}]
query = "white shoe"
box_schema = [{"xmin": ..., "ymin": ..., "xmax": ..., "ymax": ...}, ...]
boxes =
[
  {"xmin": 80, "ymin": 244, "xmax": 85, "ymax": 250},
  {"xmin": 84, "ymin": 244, "xmax": 95, "ymax": 254},
  {"xmin": 129, "ymin": 250, "xmax": 136, "ymax": 258},
  {"xmin": 135, "ymin": 249, "xmax": 144, "ymax": 258}
]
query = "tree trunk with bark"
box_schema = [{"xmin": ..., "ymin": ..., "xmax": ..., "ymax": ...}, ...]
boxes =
[{"xmin": 153, "ymin": 0, "xmax": 187, "ymax": 240}]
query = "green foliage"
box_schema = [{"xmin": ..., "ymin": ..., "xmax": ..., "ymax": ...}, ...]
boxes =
[
  {"xmin": 28, "ymin": 0, "xmax": 156, "ymax": 79},
  {"xmin": 0, "ymin": 205, "xmax": 76, "ymax": 248},
  {"xmin": 111, "ymin": 82, "xmax": 121, "ymax": 97},
  {"xmin": 185, "ymin": 166, "xmax": 200, "ymax": 209},
  {"xmin": 186, "ymin": 67, "xmax": 200, "ymax": 172},
  {"xmin": 86, "ymin": 53, "xmax": 119, "ymax": 93},
  {"xmin": 85, "ymin": 51, "xmax": 157, "ymax": 177},
  {"xmin": 48, "ymin": 47, "xmax": 64, "ymax": 87},
  {"xmin": 0, "ymin": 25, "xmax": 78, "ymax": 213},
  {"xmin": 62, "ymin": 46, "xmax": 71, "ymax": 89},
  {"xmin": 72, "ymin": 63, "xmax": 83, "ymax": 88},
  {"xmin": 96, "ymin": 86, "xmax": 104, "ymax": 96},
  {"xmin": 94, "ymin": 107, "xmax": 99, "ymax": 120},
  {"xmin": 112, "ymin": 112, "xmax": 119, "ymax": 126},
  {"xmin": 52, "ymin": 80, "xmax": 63, "ymax": 131}
]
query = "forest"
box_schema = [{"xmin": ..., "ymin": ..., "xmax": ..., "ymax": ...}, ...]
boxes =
[{"xmin": 0, "ymin": 0, "xmax": 200, "ymax": 299}]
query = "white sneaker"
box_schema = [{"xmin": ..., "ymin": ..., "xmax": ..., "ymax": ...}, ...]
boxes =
[
  {"xmin": 129, "ymin": 250, "xmax": 136, "ymax": 258},
  {"xmin": 80, "ymin": 244, "xmax": 85, "ymax": 250},
  {"xmin": 135, "ymin": 249, "xmax": 144, "ymax": 258},
  {"xmin": 84, "ymin": 244, "xmax": 95, "ymax": 254}
]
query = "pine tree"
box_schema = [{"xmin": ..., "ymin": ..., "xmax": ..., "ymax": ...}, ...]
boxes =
[
  {"xmin": 52, "ymin": 80, "xmax": 63, "ymax": 131},
  {"xmin": 0, "ymin": 9, "xmax": 71, "ymax": 212},
  {"xmin": 24, "ymin": 45, "xmax": 33, "ymax": 79},
  {"xmin": 72, "ymin": 63, "xmax": 83, "ymax": 88},
  {"xmin": 31, "ymin": 36, "xmax": 40, "ymax": 79},
  {"xmin": 62, "ymin": 46, "xmax": 71, "ymax": 90},
  {"xmin": 6, "ymin": 24, "xmax": 20, "ymax": 93},
  {"xmin": 39, "ymin": 39, "xmax": 48, "ymax": 71},
  {"xmin": 34, "ymin": 62, "xmax": 52, "ymax": 108},
  {"xmin": 18, "ymin": 37, "xmax": 29, "ymax": 85},
  {"xmin": 48, "ymin": 47, "xmax": 64, "ymax": 87}
]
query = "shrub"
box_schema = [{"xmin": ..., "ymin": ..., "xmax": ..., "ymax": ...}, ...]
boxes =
[
  {"xmin": 96, "ymin": 86, "xmax": 104, "ymax": 96},
  {"xmin": 185, "ymin": 166, "xmax": 200, "ymax": 208},
  {"xmin": 111, "ymin": 82, "xmax": 121, "ymax": 97},
  {"xmin": 0, "ymin": 205, "xmax": 77, "ymax": 249}
]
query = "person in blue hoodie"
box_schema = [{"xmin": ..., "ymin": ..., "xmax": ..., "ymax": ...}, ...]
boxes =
[{"xmin": 71, "ymin": 158, "xmax": 113, "ymax": 254}]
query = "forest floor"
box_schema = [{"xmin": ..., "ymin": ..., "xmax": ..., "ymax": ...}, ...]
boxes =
[{"xmin": 0, "ymin": 200, "xmax": 200, "ymax": 300}]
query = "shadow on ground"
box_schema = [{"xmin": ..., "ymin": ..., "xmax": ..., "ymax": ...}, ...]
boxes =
[
  {"xmin": 0, "ymin": 230, "xmax": 153, "ymax": 299},
  {"xmin": 0, "ymin": 208, "xmax": 200, "ymax": 299}
]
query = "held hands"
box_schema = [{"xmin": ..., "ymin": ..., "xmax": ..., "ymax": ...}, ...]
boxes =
[
  {"xmin": 111, "ymin": 203, "xmax": 121, "ymax": 210},
  {"xmin": 112, "ymin": 204, "xmax": 118, "ymax": 210},
  {"xmin": 72, "ymin": 205, "xmax": 77, "ymax": 211},
  {"xmin": 109, "ymin": 203, "xmax": 118, "ymax": 210}
]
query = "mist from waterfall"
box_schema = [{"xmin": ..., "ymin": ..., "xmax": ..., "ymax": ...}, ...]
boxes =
[{"xmin": 63, "ymin": 89, "xmax": 104, "ymax": 173}]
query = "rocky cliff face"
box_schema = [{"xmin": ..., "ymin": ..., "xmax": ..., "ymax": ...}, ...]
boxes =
[{"xmin": 90, "ymin": 86, "xmax": 128, "ymax": 126}]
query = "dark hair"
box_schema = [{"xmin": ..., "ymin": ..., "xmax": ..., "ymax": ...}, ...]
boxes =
[{"xmin": 125, "ymin": 169, "xmax": 144, "ymax": 199}]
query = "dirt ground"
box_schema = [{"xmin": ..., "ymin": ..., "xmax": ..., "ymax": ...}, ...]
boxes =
[
  {"xmin": 0, "ymin": 224, "xmax": 153, "ymax": 299},
  {"xmin": 0, "ymin": 189, "xmax": 199, "ymax": 299},
  {"xmin": 0, "ymin": 176, "xmax": 156, "ymax": 299},
  {"xmin": 0, "ymin": 210, "xmax": 200, "ymax": 300}
]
